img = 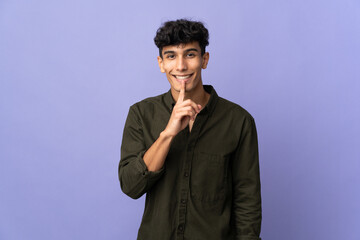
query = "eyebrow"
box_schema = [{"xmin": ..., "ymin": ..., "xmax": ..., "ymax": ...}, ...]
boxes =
[
  {"xmin": 163, "ymin": 50, "xmax": 175, "ymax": 55},
  {"xmin": 184, "ymin": 48, "xmax": 199, "ymax": 53},
  {"xmin": 163, "ymin": 48, "xmax": 199, "ymax": 55}
]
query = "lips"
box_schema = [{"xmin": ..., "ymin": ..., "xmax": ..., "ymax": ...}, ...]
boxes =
[{"xmin": 172, "ymin": 74, "xmax": 193, "ymax": 80}]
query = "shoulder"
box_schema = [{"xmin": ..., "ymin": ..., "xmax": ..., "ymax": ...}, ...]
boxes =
[
  {"xmin": 127, "ymin": 92, "xmax": 171, "ymax": 121},
  {"xmin": 129, "ymin": 92, "xmax": 167, "ymax": 111},
  {"xmin": 216, "ymin": 96, "xmax": 254, "ymax": 121},
  {"xmin": 214, "ymin": 96, "xmax": 257, "ymax": 141}
]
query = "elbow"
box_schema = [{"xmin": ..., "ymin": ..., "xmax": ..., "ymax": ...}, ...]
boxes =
[
  {"xmin": 118, "ymin": 160, "xmax": 148, "ymax": 199},
  {"xmin": 119, "ymin": 174, "xmax": 146, "ymax": 200},
  {"xmin": 120, "ymin": 183, "xmax": 144, "ymax": 200}
]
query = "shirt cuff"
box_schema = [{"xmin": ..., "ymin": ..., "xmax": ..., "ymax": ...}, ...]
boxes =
[{"xmin": 136, "ymin": 150, "xmax": 165, "ymax": 180}]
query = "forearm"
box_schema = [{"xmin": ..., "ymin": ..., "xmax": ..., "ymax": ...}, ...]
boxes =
[{"xmin": 143, "ymin": 130, "xmax": 174, "ymax": 172}]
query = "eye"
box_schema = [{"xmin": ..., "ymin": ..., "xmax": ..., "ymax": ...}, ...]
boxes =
[
  {"xmin": 166, "ymin": 54, "xmax": 175, "ymax": 59},
  {"xmin": 186, "ymin": 52, "xmax": 196, "ymax": 58}
]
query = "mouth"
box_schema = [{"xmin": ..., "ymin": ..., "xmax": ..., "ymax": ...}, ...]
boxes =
[{"xmin": 172, "ymin": 74, "xmax": 194, "ymax": 82}]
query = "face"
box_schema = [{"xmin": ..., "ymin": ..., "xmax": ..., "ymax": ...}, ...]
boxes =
[{"xmin": 157, "ymin": 41, "xmax": 209, "ymax": 95}]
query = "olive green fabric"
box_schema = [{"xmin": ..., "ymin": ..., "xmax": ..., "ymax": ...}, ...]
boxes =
[{"xmin": 119, "ymin": 85, "xmax": 262, "ymax": 240}]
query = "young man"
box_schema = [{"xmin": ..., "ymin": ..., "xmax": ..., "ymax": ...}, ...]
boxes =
[{"xmin": 119, "ymin": 19, "xmax": 262, "ymax": 240}]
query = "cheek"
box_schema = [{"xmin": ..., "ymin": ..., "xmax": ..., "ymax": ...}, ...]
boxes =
[
  {"xmin": 191, "ymin": 61, "xmax": 203, "ymax": 70},
  {"xmin": 163, "ymin": 61, "xmax": 176, "ymax": 72}
]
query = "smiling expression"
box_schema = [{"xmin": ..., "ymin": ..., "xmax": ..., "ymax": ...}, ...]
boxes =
[{"xmin": 157, "ymin": 41, "xmax": 209, "ymax": 96}]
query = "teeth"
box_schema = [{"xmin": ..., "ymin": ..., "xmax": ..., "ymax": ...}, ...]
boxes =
[{"xmin": 175, "ymin": 75, "xmax": 191, "ymax": 80}]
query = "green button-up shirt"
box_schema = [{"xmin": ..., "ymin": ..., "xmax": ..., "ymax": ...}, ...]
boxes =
[{"xmin": 119, "ymin": 85, "xmax": 262, "ymax": 240}]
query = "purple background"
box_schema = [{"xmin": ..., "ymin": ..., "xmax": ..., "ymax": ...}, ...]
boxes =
[{"xmin": 1, "ymin": 0, "xmax": 359, "ymax": 239}]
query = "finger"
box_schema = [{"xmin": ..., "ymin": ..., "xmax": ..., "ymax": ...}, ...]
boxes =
[
  {"xmin": 175, "ymin": 108, "xmax": 197, "ymax": 119},
  {"xmin": 178, "ymin": 99, "xmax": 201, "ymax": 113},
  {"xmin": 178, "ymin": 80, "xmax": 185, "ymax": 103},
  {"xmin": 178, "ymin": 111, "xmax": 196, "ymax": 121}
]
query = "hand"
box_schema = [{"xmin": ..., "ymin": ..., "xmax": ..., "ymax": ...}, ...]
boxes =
[{"xmin": 163, "ymin": 81, "xmax": 202, "ymax": 137}]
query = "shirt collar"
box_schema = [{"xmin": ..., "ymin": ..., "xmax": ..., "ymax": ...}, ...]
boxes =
[{"xmin": 163, "ymin": 85, "xmax": 219, "ymax": 115}]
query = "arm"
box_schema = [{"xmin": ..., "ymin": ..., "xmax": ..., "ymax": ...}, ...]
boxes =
[
  {"xmin": 119, "ymin": 81, "xmax": 201, "ymax": 199},
  {"xmin": 143, "ymin": 81, "xmax": 201, "ymax": 171},
  {"xmin": 232, "ymin": 116, "xmax": 262, "ymax": 240},
  {"xmin": 118, "ymin": 105, "xmax": 164, "ymax": 199}
]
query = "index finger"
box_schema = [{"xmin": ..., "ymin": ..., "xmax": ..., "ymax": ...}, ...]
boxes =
[{"xmin": 178, "ymin": 80, "xmax": 185, "ymax": 103}]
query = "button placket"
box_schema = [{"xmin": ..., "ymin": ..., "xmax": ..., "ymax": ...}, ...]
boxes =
[
  {"xmin": 176, "ymin": 114, "xmax": 207, "ymax": 239},
  {"xmin": 177, "ymin": 144, "xmax": 193, "ymax": 238}
]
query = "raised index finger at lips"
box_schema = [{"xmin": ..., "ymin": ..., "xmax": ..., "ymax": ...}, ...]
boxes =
[{"xmin": 178, "ymin": 80, "xmax": 185, "ymax": 103}]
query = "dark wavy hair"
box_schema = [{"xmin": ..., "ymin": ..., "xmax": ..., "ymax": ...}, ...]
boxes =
[{"xmin": 154, "ymin": 19, "xmax": 209, "ymax": 58}]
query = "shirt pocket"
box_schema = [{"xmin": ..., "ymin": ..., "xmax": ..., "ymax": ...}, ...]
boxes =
[{"xmin": 190, "ymin": 152, "xmax": 229, "ymax": 202}]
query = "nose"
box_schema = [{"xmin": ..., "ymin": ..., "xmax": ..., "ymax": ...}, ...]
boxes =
[{"xmin": 176, "ymin": 56, "xmax": 187, "ymax": 71}]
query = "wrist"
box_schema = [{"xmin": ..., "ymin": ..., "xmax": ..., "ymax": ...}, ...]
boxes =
[{"xmin": 160, "ymin": 129, "xmax": 175, "ymax": 141}]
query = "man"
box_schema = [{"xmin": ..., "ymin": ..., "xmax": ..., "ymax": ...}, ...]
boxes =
[{"xmin": 119, "ymin": 19, "xmax": 262, "ymax": 240}]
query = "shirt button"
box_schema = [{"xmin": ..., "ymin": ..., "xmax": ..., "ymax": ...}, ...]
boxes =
[
  {"xmin": 184, "ymin": 172, "xmax": 189, "ymax": 177},
  {"xmin": 181, "ymin": 199, "xmax": 186, "ymax": 204},
  {"xmin": 178, "ymin": 224, "xmax": 184, "ymax": 232}
]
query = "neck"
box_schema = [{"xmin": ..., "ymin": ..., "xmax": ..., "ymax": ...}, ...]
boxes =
[{"xmin": 187, "ymin": 87, "xmax": 210, "ymax": 108}]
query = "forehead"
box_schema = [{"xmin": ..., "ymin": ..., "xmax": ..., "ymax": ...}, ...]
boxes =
[{"xmin": 162, "ymin": 41, "xmax": 201, "ymax": 53}]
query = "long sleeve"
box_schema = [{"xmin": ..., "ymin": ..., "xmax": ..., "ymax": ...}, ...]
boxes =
[
  {"xmin": 118, "ymin": 105, "xmax": 164, "ymax": 199},
  {"xmin": 231, "ymin": 116, "xmax": 262, "ymax": 240}
]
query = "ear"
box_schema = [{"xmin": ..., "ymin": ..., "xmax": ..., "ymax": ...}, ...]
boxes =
[
  {"xmin": 157, "ymin": 56, "xmax": 165, "ymax": 73},
  {"xmin": 201, "ymin": 52, "xmax": 210, "ymax": 69}
]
